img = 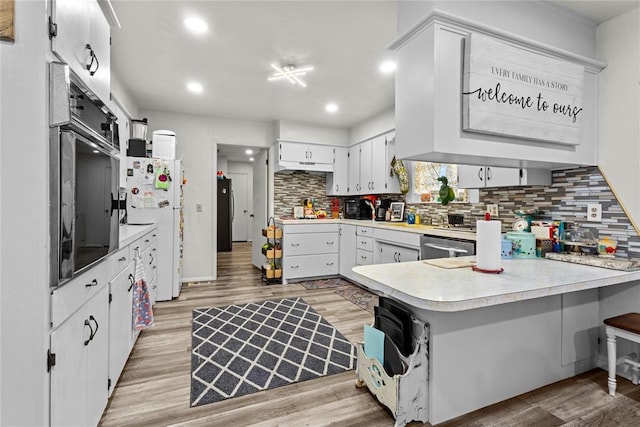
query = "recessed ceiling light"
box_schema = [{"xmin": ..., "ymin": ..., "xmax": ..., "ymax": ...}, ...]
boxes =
[
  {"xmin": 249, "ymin": 157, "xmax": 254, "ymax": 162},
  {"xmin": 245, "ymin": 149, "xmax": 253, "ymax": 155},
  {"xmin": 325, "ymin": 103, "xmax": 339, "ymax": 113},
  {"xmin": 184, "ymin": 17, "xmax": 208, "ymax": 35},
  {"xmin": 187, "ymin": 82, "xmax": 203, "ymax": 93},
  {"xmin": 92, "ymin": 150, "xmax": 99, "ymax": 154},
  {"xmin": 379, "ymin": 61, "xmax": 397, "ymax": 74}
]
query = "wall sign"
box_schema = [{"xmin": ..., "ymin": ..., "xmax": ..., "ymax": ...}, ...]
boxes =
[
  {"xmin": 0, "ymin": 0, "xmax": 15, "ymax": 42},
  {"xmin": 462, "ymin": 33, "xmax": 584, "ymax": 145}
]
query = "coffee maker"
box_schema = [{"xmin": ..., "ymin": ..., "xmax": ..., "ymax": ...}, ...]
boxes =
[{"xmin": 375, "ymin": 199, "xmax": 392, "ymax": 221}]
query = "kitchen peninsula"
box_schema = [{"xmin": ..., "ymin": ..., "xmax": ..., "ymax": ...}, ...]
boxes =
[{"xmin": 353, "ymin": 259, "xmax": 640, "ymax": 424}]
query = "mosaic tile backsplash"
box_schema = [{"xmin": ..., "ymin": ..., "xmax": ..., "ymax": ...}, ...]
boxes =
[{"xmin": 273, "ymin": 167, "xmax": 640, "ymax": 258}]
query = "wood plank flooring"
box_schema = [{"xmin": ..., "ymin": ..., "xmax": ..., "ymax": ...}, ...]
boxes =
[{"xmin": 100, "ymin": 243, "xmax": 640, "ymax": 426}]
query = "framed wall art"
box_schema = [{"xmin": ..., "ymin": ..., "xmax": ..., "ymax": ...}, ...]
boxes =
[{"xmin": 1, "ymin": 0, "xmax": 15, "ymax": 42}]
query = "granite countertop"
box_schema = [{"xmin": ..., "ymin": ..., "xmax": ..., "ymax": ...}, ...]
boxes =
[
  {"xmin": 275, "ymin": 217, "xmax": 478, "ymax": 241},
  {"xmin": 119, "ymin": 223, "xmax": 157, "ymax": 247},
  {"xmin": 352, "ymin": 256, "xmax": 640, "ymax": 312}
]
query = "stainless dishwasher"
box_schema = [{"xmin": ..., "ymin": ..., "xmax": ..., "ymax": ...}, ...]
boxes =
[{"xmin": 421, "ymin": 235, "xmax": 476, "ymax": 259}]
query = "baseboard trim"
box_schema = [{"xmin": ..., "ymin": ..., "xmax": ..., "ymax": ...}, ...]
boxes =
[{"xmin": 182, "ymin": 275, "xmax": 215, "ymax": 283}]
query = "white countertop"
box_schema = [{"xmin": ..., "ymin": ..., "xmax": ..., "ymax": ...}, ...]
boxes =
[
  {"xmin": 352, "ymin": 256, "xmax": 640, "ymax": 312},
  {"xmin": 119, "ymin": 223, "xmax": 157, "ymax": 247},
  {"xmin": 275, "ymin": 217, "xmax": 478, "ymax": 240}
]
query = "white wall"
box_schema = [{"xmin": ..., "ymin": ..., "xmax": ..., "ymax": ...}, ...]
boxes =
[
  {"xmin": 276, "ymin": 119, "xmax": 350, "ymax": 145},
  {"xmin": 110, "ymin": 72, "xmax": 140, "ymax": 120},
  {"xmin": 350, "ymin": 108, "xmax": 395, "ymax": 144},
  {"xmin": 140, "ymin": 110, "xmax": 274, "ymax": 281},
  {"xmin": 217, "ymin": 156, "xmax": 229, "ymax": 175},
  {"xmin": 0, "ymin": 0, "xmax": 49, "ymax": 424},
  {"xmin": 398, "ymin": 1, "xmax": 597, "ymax": 58},
  {"xmin": 597, "ymin": 9, "xmax": 640, "ymax": 230}
]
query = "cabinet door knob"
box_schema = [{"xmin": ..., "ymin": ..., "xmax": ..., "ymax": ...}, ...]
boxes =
[
  {"xmin": 118, "ymin": 256, "xmax": 126, "ymax": 262},
  {"xmin": 85, "ymin": 279, "xmax": 98, "ymax": 287}
]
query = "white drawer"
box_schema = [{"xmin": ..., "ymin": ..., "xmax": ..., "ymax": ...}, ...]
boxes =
[
  {"xmin": 284, "ymin": 254, "xmax": 339, "ymax": 279},
  {"xmin": 356, "ymin": 236, "xmax": 373, "ymax": 252},
  {"xmin": 357, "ymin": 226, "xmax": 373, "ymax": 237},
  {"xmin": 356, "ymin": 249, "xmax": 374, "ymax": 266},
  {"xmin": 285, "ymin": 232, "xmax": 339, "ymax": 256},
  {"xmin": 51, "ymin": 260, "xmax": 109, "ymax": 328},
  {"xmin": 374, "ymin": 228, "xmax": 421, "ymax": 248},
  {"xmin": 282, "ymin": 223, "xmax": 340, "ymax": 234},
  {"xmin": 109, "ymin": 246, "xmax": 132, "ymax": 280}
]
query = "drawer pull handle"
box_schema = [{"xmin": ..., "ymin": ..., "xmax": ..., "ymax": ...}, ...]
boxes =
[
  {"xmin": 326, "ymin": 262, "xmax": 334, "ymax": 266},
  {"xmin": 118, "ymin": 256, "xmax": 126, "ymax": 262},
  {"xmin": 145, "ymin": 239, "xmax": 150, "ymax": 243},
  {"xmin": 127, "ymin": 274, "xmax": 135, "ymax": 292},
  {"xmin": 85, "ymin": 279, "xmax": 98, "ymax": 287},
  {"xmin": 291, "ymin": 243, "xmax": 300, "ymax": 247},
  {"xmin": 291, "ymin": 265, "xmax": 299, "ymax": 269},
  {"xmin": 326, "ymin": 241, "xmax": 335, "ymax": 245}
]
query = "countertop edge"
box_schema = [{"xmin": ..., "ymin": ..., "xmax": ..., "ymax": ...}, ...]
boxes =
[
  {"xmin": 352, "ymin": 261, "xmax": 640, "ymax": 312},
  {"xmin": 119, "ymin": 224, "xmax": 157, "ymax": 247}
]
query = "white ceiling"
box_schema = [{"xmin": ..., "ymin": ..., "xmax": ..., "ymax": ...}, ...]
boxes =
[{"xmin": 110, "ymin": 1, "xmax": 639, "ymax": 162}]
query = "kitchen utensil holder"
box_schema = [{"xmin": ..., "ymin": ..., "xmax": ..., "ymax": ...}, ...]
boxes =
[{"xmin": 355, "ymin": 317, "xmax": 430, "ymax": 427}]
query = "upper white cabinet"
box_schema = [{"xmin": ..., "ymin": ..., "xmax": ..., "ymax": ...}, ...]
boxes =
[
  {"xmin": 458, "ymin": 166, "xmax": 551, "ymax": 188},
  {"xmin": 391, "ymin": 13, "xmax": 603, "ymax": 169},
  {"xmin": 346, "ymin": 132, "xmax": 401, "ymax": 196},
  {"xmin": 50, "ymin": 0, "xmax": 111, "ymax": 103},
  {"xmin": 276, "ymin": 141, "xmax": 334, "ymax": 172},
  {"xmin": 327, "ymin": 146, "xmax": 349, "ymax": 196}
]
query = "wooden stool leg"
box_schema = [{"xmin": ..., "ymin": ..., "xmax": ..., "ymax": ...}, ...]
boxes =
[{"xmin": 607, "ymin": 332, "xmax": 617, "ymax": 396}]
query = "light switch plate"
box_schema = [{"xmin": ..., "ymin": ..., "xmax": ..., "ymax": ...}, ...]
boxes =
[
  {"xmin": 196, "ymin": 203, "xmax": 203, "ymax": 213},
  {"xmin": 487, "ymin": 204, "xmax": 499, "ymax": 217},
  {"xmin": 587, "ymin": 203, "xmax": 602, "ymax": 222}
]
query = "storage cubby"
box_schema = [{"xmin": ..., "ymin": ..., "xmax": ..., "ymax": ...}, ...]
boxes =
[
  {"xmin": 355, "ymin": 317, "xmax": 430, "ymax": 427},
  {"xmin": 261, "ymin": 217, "xmax": 282, "ymax": 284}
]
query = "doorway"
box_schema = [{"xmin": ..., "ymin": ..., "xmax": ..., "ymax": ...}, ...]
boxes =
[{"xmin": 227, "ymin": 171, "xmax": 250, "ymax": 242}]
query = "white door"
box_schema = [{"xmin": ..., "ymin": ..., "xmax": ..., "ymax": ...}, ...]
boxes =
[
  {"xmin": 484, "ymin": 166, "xmax": 520, "ymax": 187},
  {"xmin": 347, "ymin": 145, "xmax": 360, "ymax": 195},
  {"xmin": 359, "ymin": 140, "xmax": 372, "ymax": 194},
  {"xmin": 252, "ymin": 150, "xmax": 268, "ymax": 268},
  {"xmin": 228, "ymin": 172, "xmax": 249, "ymax": 241}
]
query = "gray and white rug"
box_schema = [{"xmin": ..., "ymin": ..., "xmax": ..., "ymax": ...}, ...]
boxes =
[{"xmin": 190, "ymin": 297, "xmax": 355, "ymax": 407}]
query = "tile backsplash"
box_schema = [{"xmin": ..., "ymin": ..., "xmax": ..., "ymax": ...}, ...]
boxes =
[{"xmin": 273, "ymin": 166, "xmax": 640, "ymax": 257}]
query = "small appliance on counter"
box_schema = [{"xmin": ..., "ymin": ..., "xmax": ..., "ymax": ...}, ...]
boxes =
[
  {"xmin": 359, "ymin": 199, "xmax": 374, "ymax": 220},
  {"xmin": 345, "ymin": 199, "xmax": 359, "ymax": 219},
  {"xmin": 375, "ymin": 199, "xmax": 392, "ymax": 221}
]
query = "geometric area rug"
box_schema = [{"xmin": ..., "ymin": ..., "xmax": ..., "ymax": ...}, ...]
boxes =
[{"xmin": 190, "ymin": 297, "xmax": 355, "ymax": 407}]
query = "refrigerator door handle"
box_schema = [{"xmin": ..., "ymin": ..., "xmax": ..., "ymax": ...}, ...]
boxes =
[{"xmin": 231, "ymin": 189, "xmax": 235, "ymax": 221}]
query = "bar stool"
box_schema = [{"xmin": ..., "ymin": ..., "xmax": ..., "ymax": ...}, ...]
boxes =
[{"xmin": 604, "ymin": 312, "xmax": 640, "ymax": 396}]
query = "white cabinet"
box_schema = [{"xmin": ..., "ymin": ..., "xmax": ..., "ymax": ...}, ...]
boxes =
[
  {"xmin": 349, "ymin": 132, "xmax": 400, "ymax": 195},
  {"xmin": 392, "ymin": 17, "xmax": 599, "ymax": 169},
  {"xmin": 108, "ymin": 258, "xmax": 135, "ymax": 397},
  {"xmin": 111, "ymin": 102, "xmax": 131, "ymax": 188},
  {"xmin": 50, "ymin": 284, "xmax": 109, "ymax": 427},
  {"xmin": 50, "ymin": 0, "xmax": 111, "ymax": 103},
  {"xmin": 276, "ymin": 141, "xmax": 334, "ymax": 172},
  {"xmin": 326, "ymin": 146, "xmax": 349, "ymax": 196},
  {"xmin": 373, "ymin": 228, "xmax": 421, "ymax": 265},
  {"xmin": 457, "ymin": 165, "xmax": 521, "ymax": 188},
  {"xmin": 278, "ymin": 222, "xmax": 339, "ymax": 283},
  {"xmin": 377, "ymin": 241, "xmax": 420, "ymax": 264},
  {"xmin": 356, "ymin": 226, "xmax": 374, "ymax": 266},
  {"xmin": 339, "ymin": 224, "xmax": 357, "ymax": 280},
  {"xmin": 458, "ymin": 166, "xmax": 551, "ymax": 188}
]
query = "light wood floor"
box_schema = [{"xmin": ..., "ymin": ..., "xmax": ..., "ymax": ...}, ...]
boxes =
[{"xmin": 100, "ymin": 243, "xmax": 640, "ymax": 426}]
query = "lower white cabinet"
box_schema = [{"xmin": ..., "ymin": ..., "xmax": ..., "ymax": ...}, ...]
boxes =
[
  {"xmin": 377, "ymin": 241, "xmax": 420, "ymax": 264},
  {"xmin": 339, "ymin": 224, "xmax": 357, "ymax": 280},
  {"xmin": 108, "ymin": 260, "xmax": 135, "ymax": 397},
  {"xmin": 278, "ymin": 222, "xmax": 339, "ymax": 284},
  {"xmin": 50, "ymin": 284, "xmax": 109, "ymax": 427},
  {"xmin": 356, "ymin": 226, "xmax": 374, "ymax": 266}
]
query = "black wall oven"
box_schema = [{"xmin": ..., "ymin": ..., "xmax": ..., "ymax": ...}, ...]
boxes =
[{"xmin": 49, "ymin": 62, "xmax": 120, "ymax": 287}]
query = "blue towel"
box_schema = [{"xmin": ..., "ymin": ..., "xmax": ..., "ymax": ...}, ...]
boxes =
[{"xmin": 363, "ymin": 324, "xmax": 385, "ymax": 365}]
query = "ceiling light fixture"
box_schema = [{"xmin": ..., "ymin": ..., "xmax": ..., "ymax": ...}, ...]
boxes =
[
  {"xmin": 187, "ymin": 81, "xmax": 203, "ymax": 93},
  {"xmin": 268, "ymin": 63, "xmax": 314, "ymax": 88},
  {"xmin": 325, "ymin": 103, "xmax": 339, "ymax": 113},
  {"xmin": 184, "ymin": 17, "xmax": 208, "ymax": 35},
  {"xmin": 249, "ymin": 157, "xmax": 254, "ymax": 162},
  {"xmin": 379, "ymin": 61, "xmax": 397, "ymax": 74},
  {"xmin": 245, "ymin": 149, "xmax": 253, "ymax": 155}
]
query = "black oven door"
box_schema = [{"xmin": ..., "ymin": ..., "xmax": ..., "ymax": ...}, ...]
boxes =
[{"xmin": 51, "ymin": 128, "xmax": 119, "ymax": 285}]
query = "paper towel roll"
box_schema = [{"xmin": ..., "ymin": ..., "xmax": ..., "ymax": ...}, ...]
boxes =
[{"xmin": 476, "ymin": 220, "xmax": 502, "ymax": 271}]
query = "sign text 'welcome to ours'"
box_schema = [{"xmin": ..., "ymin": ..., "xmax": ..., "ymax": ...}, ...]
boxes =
[{"xmin": 462, "ymin": 33, "xmax": 584, "ymax": 145}]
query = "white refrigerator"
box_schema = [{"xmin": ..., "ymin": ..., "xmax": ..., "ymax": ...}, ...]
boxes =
[{"xmin": 126, "ymin": 157, "xmax": 184, "ymax": 301}]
